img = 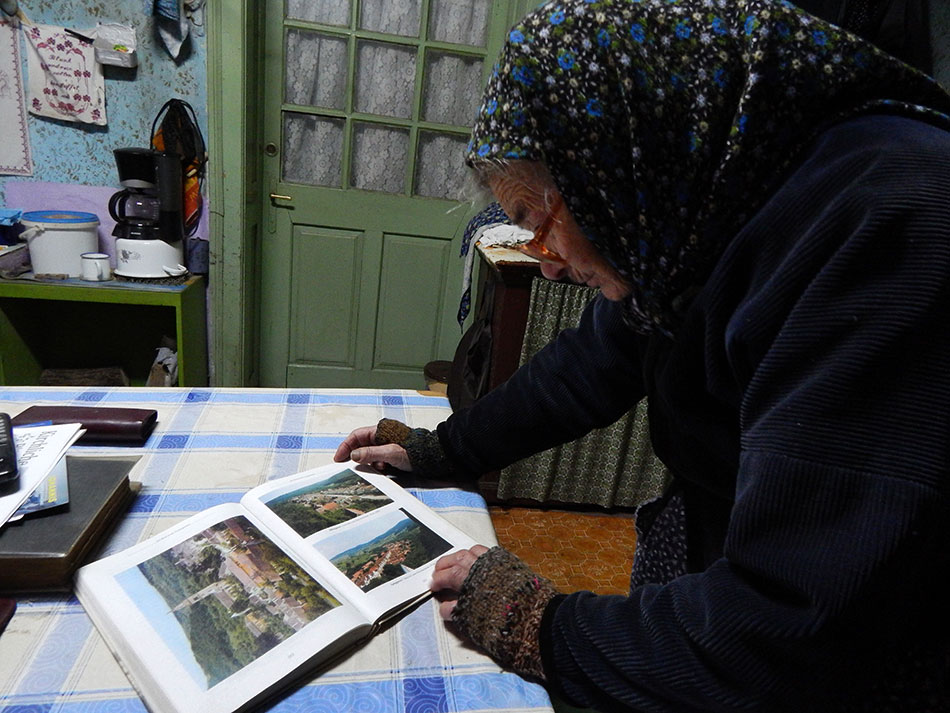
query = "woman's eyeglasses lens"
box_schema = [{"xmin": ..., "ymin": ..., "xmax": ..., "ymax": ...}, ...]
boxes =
[{"xmin": 516, "ymin": 206, "xmax": 566, "ymax": 264}]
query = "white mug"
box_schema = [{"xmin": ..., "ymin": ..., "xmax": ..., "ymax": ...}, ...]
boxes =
[{"xmin": 80, "ymin": 252, "xmax": 113, "ymax": 282}]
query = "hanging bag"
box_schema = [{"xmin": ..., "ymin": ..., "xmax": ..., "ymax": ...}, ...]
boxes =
[{"xmin": 150, "ymin": 98, "xmax": 206, "ymax": 237}]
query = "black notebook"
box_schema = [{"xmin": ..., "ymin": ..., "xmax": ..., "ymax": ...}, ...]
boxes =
[{"xmin": 0, "ymin": 456, "xmax": 139, "ymax": 594}]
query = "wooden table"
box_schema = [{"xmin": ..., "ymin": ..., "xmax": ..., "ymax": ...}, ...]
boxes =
[{"xmin": 474, "ymin": 244, "xmax": 540, "ymax": 392}]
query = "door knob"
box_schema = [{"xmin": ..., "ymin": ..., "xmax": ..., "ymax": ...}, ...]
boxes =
[{"xmin": 269, "ymin": 193, "xmax": 293, "ymax": 202}]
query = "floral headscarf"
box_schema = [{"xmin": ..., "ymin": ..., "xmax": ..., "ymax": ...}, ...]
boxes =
[{"xmin": 466, "ymin": 0, "xmax": 950, "ymax": 334}]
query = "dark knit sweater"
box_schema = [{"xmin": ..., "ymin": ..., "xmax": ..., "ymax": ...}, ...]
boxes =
[{"xmin": 437, "ymin": 115, "xmax": 950, "ymax": 711}]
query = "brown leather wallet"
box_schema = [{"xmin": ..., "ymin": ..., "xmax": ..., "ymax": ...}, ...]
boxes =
[{"xmin": 11, "ymin": 406, "xmax": 158, "ymax": 446}]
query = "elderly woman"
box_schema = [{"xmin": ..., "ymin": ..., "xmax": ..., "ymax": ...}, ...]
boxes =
[{"xmin": 336, "ymin": 0, "xmax": 950, "ymax": 710}]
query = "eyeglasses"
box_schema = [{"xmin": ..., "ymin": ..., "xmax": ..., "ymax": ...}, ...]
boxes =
[{"xmin": 515, "ymin": 196, "xmax": 567, "ymax": 265}]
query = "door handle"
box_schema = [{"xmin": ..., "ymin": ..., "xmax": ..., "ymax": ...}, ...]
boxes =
[{"xmin": 267, "ymin": 193, "xmax": 293, "ymax": 233}]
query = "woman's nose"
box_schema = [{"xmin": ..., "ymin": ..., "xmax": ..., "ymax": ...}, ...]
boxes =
[{"xmin": 540, "ymin": 261, "xmax": 569, "ymax": 281}]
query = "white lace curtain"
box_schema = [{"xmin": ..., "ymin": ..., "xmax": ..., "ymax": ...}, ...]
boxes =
[
  {"xmin": 288, "ymin": 0, "xmax": 490, "ymax": 45},
  {"xmin": 283, "ymin": 113, "xmax": 344, "ymax": 187},
  {"xmin": 287, "ymin": 0, "xmax": 350, "ymax": 27},
  {"xmin": 282, "ymin": 0, "xmax": 490, "ymax": 198},
  {"xmin": 429, "ymin": 0, "xmax": 490, "ymax": 45}
]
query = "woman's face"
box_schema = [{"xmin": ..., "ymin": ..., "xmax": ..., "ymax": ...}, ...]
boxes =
[{"xmin": 488, "ymin": 163, "xmax": 632, "ymax": 301}]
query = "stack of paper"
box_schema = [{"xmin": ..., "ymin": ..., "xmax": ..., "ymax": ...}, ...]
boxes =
[{"xmin": 0, "ymin": 423, "xmax": 84, "ymax": 527}]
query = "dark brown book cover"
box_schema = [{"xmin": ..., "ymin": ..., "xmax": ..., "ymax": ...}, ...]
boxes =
[{"xmin": 0, "ymin": 456, "xmax": 140, "ymax": 594}]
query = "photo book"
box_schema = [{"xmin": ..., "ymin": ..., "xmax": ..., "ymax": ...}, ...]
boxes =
[{"xmin": 75, "ymin": 463, "xmax": 478, "ymax": 713}]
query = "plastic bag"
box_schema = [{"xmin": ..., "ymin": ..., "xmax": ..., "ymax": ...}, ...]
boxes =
[{"xmin": 94, "ymin": 22, "xmax": 137, "ymax": 67}]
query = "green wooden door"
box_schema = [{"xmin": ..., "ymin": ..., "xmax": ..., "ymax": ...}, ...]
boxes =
[{"xmin": 259, "ymin": 0, "xmax": 513, "ymax": 388}]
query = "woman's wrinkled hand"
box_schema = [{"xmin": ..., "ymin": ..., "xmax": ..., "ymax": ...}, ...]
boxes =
[
  {"xmin": 333, "ymin": 425, "xmax": 413, "ymax": 472},
  {"xmin": 429, "ymin": 545, "xmax": 491, "ymax": 620}
]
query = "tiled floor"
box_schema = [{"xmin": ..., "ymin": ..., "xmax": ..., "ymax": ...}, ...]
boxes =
[{"xmin": 488, "ymin": 506, "xmax": 638, "ymax": 595}]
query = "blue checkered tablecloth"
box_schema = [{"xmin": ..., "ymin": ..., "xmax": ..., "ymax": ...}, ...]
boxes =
[{"xmin": 0, "ymin": 387, "xmax": 554, "ymax": 713}]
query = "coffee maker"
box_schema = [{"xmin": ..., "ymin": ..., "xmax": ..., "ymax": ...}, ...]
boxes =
[{"xmin": 109, "ymin": 147, "xmax": 186, "ymax": 278}]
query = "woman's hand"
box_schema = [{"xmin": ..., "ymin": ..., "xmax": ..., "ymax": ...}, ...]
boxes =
[
  {"xmin": 429, "ymin": 545, "xmax": 491, "ymax": 620},
  {"xmin": 333, "ymin": 425, "xmax": 413, "ymax": 472}
]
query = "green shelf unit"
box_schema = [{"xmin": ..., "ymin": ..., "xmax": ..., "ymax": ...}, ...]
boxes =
[{"xmin": 0, "ymin": 276, "xmax": 208, "ymax": 387}]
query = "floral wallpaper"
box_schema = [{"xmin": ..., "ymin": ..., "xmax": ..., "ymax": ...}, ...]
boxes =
[{"xmin": 0, "ymin": 0, "xmax": 206, "ymax": 204}]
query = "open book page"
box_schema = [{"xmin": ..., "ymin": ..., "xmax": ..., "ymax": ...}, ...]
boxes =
[
  {"xmin": 241, "ymin": 464, "xmax": 478, "ymax": 624},
  {"xmin": 74, "ymin": 503, "xmax": 371, "ymax": 713}
]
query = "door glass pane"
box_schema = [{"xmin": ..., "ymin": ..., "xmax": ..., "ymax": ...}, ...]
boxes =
[
  {"xmin": 359, "ymin": 0, "xmax": 420, "ymax": 37},
  {"xmin": 285, "ymin": 29, "xmax": 347, "ymax": 110},
  {"xmin": 423, "ymin": 52, "xmax": 483, "ymax": 126},
  {"xmin": 287, "ymin": 0, "xmax": 350, "ymax": 27},
  {"xmin": 355, "ymin": 41, "xmax": 416, "ymax": 119},
  {"xmin": 352, "ymin": 123, "xmax": 409, "ymax": 193},
  {"xmin": 428, "ymin": 0, "xmax": 491, "ymax": 46},
  {"xmin": 414, "ymin": 131, "xmax": 468, "ymax": 199},
  {"xmin": 282, "ymin": 112, "xmax": 345, "ymax": 187}
]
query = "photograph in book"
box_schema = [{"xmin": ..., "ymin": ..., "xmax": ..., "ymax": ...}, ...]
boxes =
[
  {"xmin": 116, "ymin": 516, "xmax": 342, "ymax": 690},
  {"xmin": 262, "ymin": 469, "xmax": 393, "ymax": 538},
  {"xmin": 315, "ymin": 507, "xmax": 453, "ymax": 592}
]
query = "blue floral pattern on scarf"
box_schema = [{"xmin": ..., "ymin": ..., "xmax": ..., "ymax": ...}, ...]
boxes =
[{"xmin": 466, "ymin": 0, "xmax": 950, "ymax": 334}]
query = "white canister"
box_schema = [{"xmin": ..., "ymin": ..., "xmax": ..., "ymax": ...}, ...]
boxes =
[{"xmin": 20, "ymin": 210, "xmax": 100, "ymax": 277}]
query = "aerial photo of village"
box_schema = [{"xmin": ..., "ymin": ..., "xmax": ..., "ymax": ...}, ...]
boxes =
[
  {"xmin": 318, "ymin": 508, "xmax": 453, "ymax": 592},
  {"xmin": 264, "ymin": 469, "xmax": 393, "ymax": 538},
  {"xmin": 133, "ymin": 516, "xmax": 341, "ymax": 688}
]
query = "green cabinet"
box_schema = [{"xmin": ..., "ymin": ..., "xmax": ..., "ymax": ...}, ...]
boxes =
[{"xmin": 0, "ymin": 277, "xmax": 207, "ymax": 387}]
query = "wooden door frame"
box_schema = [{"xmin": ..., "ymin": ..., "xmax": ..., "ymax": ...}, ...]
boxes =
[
  {"xmin": 206, "ymin": 0, "xmax": 535, "ymax": 386},
  {"xmin": 206, "ymin": 0, "xmax": 264, "ymax": 386}
]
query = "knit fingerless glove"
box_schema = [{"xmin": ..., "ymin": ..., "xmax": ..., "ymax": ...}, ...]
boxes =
[
  {"xmin": 451, "ymin": 546, "xmax": 561, "ymax": 681},
  {"xmin": 373, "ymin": 418, "xmax": 458, "ymax": 481}
]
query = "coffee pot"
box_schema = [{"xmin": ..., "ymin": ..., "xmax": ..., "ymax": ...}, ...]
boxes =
[
  {"xmin": 109, "ymin": 147, "xmax": 186, "ymax": 278},
  {"xmin": 108, "ymin": 189, "xmax": 161, "ymax": 239}
]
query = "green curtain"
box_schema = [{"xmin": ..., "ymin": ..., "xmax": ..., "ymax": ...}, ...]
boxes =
[{"xmin": 497, "ymin": 279, "xmax": 670, "ymax": 508}]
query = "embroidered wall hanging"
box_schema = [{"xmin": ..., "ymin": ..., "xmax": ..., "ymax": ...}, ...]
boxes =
[
  {"xmin": 24, "ymin": 22, "xmax": 105, "ymax": 126},
  {"xmin": 0, "ymin": 16, "xmax": 33, "ymax": 175}
]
